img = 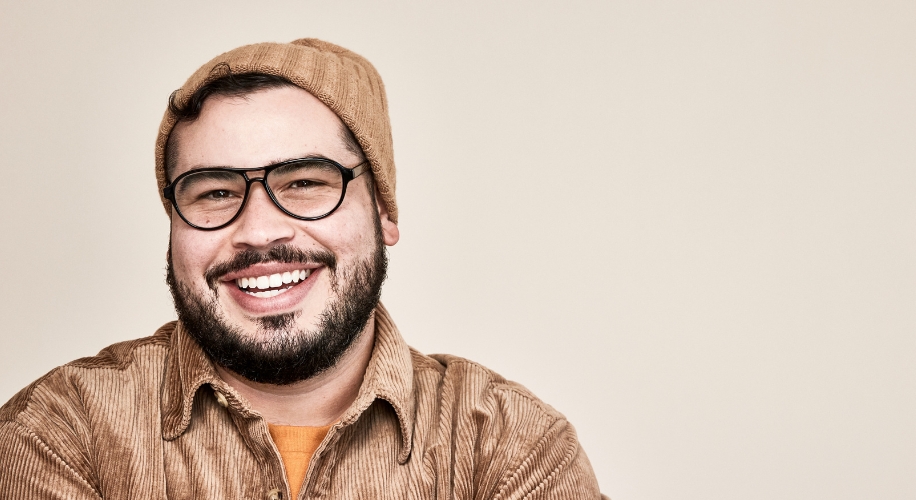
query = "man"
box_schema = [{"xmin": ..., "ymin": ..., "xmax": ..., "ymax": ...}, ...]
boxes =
[{"xmin": 0, "ymin": 38, "xmax": 604, "ymax": 499}]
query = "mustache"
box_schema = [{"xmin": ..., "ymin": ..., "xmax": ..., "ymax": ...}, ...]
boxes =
[{"xmin": 204, "ymin": 244, "xmax": 337, "ymax": 290}]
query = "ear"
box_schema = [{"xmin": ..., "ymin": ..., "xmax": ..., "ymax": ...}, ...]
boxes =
[{"xmin": 376, "ymin": 188, "xmax": 400, "ymax": 246}]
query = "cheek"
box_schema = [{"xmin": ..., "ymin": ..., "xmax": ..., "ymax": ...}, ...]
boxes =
[
  {"xmin": 316, "ymin": 216, "xmax": 377, "ymax": 262},
  {"xmin": 316, "ymin": 187, "xmax": 381, "ymax": 257},
  {"xmin": 170, "ymin": 222, "xmax": 221, "ymax": 282}
]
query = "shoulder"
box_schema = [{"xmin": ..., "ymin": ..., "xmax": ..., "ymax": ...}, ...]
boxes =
[
  {"xmin": 409, "ymin": 349, "xmax": 569, "ymax": 454},
  {"xmin": 408, "ymin": 350, "xmax": 603, "ymax": 497},
  {"xmin": 0, "ymin": 321, "xmax": 176, "ymax": 424},
  {"xmin": 0, "ymin": 322, "xmax": 177, "ymax": 495},
  {"xmin": 412, "ymin": 349, "xmax": 564, "ymax": 421}
]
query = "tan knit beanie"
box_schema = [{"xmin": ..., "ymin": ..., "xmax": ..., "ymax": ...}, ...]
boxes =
[{"xmin": 154, "ymin": 38, "xmax": 398, "ymax": 223}]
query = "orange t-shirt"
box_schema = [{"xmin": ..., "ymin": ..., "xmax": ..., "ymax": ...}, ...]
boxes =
[{"xmin": 267, "ymin": 423, "xmax": 333, "ymax": 497}]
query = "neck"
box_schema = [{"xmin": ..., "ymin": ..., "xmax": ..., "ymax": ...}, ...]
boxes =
[{"xmin": 214, "ymin": 313, "xmax": 376, "ymax": 426}]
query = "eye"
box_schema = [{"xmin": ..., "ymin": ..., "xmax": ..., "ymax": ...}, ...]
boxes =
[
  {"xmin": 203, "ymin": 189, "xmax": 234, "ymax": 200},
  {"xmin": 287, "ymin": 178, "xmax": 328, "ymax": 190}
]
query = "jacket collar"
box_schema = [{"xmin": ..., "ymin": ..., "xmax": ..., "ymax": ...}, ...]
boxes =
[{"xmin": 160, "ymin": 303, "xmax": 416, "ymax": 462}]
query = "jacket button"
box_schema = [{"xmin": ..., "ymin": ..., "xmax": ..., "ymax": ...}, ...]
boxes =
[
  {"xmin": 214, "ymin": 391, "xmax": 229, "ymax": 408},
  {"xmin": 266, "ymin": 488, "xmax": 282, "ymax": 500}
]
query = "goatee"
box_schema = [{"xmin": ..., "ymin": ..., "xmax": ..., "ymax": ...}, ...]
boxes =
[{"xmin": 166, "ymin": 227, "xmax": 387, "ymax": 386}]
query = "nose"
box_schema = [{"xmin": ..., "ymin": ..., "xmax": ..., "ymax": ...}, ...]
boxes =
[{"xmin": 229, "ymin": 181, "xmax": 296, "ymax": 249}]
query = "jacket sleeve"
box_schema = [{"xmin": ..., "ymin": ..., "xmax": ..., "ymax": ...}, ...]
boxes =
[
  {"xmin": 0, "ymin": 420, "xmax": 102, "ymax": 499},
  {"xmin": 493, "ymin": 417, "xmax": 607, "ymax": 500}
]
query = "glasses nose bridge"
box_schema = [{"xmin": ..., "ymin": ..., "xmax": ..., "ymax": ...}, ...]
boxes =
[
  {"xmin": 241, "ymin": 167, "xmax": 271, "ymax": 191},
  {"xmin": 245, "ymin": 167, "xmax": 277, "ymax": 194},
  {"xmin": 241, "ymin": 168, "xmax": 268, "ymax": 183},
  {"xmin": 238, "ymin": 171, "xmax": 285, "ymax": 216}
]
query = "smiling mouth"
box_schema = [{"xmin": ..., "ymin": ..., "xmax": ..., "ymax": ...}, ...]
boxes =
[{"xmin": 234, "ymin": 269, "xmax": 313, "ymax": 298}]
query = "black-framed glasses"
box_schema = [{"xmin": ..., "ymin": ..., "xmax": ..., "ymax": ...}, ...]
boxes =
[{"xmin": 163, "ymin": 157, "xmax": 369, "ymax": 230}]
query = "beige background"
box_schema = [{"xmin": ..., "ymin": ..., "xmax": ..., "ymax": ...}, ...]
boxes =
[{"xmin": 2, "ymin": 1, "xmax": 914, "ymax": 497}]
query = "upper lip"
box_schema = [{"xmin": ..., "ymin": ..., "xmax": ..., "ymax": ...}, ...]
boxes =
[{"xmin": 219, "ymin": 262, "xmax": 323, "ymax": 282}]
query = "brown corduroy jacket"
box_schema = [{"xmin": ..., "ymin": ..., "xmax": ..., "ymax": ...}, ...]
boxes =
[{"xmin": 0, "ymin": 305, "xmax": 606, "ymax": 499}]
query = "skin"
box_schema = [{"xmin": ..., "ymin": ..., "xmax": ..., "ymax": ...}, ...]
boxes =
[{"xmin": 168, "ymin": 86, "xmax": 399, "ymax": 426}]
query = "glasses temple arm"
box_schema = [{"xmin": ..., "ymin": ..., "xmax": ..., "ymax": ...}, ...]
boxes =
[{"xmin": 351, "ymin": 162, "xmax": 370, "ymax": 179}]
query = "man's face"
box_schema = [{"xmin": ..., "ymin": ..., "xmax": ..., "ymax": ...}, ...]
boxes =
[{"xmin": 166, "ymin": 86, "xmax": 399, "ymax": 384}]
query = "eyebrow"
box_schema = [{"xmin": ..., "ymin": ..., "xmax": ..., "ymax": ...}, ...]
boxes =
[
  {"xmin": 182, "ymin": 153, "xmax": 327, "ymax": 172},
  {"xmin": 173, "ymin": 169, "xmax": 240, "ymax": 195}
]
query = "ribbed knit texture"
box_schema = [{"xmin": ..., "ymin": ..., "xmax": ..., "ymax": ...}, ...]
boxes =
[
  {"xmin": 268, "ymin": 423, "xmax": 332, "ymax": 497},
  {"xmin": 0, "ymin": 304, "xmax": 606, "ymax": 499},
  {"xmin": 155, "ymin": 38, "xmax": 399, "ymax": 223}
]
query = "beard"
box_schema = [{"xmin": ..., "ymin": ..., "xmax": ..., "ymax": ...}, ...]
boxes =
[{"xmin": 166, "ymin": 221, "xmax": 388, "ymax": 386}]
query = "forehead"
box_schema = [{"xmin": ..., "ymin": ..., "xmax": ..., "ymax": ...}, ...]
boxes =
[{"xmin": 169, "ymin": 86, "xmax": 352, "ymax": 178}]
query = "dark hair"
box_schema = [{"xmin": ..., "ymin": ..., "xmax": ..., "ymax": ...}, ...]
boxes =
[{"xmin": 164, "ymin": 65, "xmax": 366, "ymax": 183}]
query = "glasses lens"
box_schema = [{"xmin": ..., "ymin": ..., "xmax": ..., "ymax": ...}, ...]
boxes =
[
  {"xmin": 267, "ymin": 159, "xmax": 345, "ymax": 218},
  {"xmin": 173, "ymin": 170, "xmax": 247, "ymax": 228}
]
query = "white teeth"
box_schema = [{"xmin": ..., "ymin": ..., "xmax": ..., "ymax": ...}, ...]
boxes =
[{"xmin": 237, "ymin": 270, "xmax": 310, "ymax": 292}]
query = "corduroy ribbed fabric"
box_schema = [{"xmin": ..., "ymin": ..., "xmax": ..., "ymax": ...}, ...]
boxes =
[
  {"xmin": 155, "ymin": 38, "xmax": 399, "ymax": 223},
  {"xmin": 0, "ymin": 304, "xmax": 606, "ymax": 499}
]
